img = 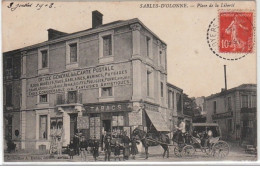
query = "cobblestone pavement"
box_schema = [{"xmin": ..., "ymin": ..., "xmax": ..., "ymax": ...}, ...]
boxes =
[{"xmin": 4, "ymin": 144, "xmax": 257, "ymax": 163}]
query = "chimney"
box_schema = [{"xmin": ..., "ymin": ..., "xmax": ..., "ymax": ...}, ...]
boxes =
[
  {"xmin": 92, "ymin": 10, "xmax": 103, "ymax": 28},
  {"xmin": 47, "ymin": 29, "xmax": 67, "ymax": 40}
]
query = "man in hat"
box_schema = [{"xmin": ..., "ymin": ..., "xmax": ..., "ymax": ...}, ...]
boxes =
[
  {"xmin": 104, "ymin": 134, "xmax": 112, "ymax": 161},
  {"xmin": 92, "ymin": 137, "xmax": 99, "ymax": 161}
]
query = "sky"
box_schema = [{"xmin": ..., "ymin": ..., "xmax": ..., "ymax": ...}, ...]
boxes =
[{"xmin": 2, "ymin": 1, "xmax": 256, "ymax": 98}]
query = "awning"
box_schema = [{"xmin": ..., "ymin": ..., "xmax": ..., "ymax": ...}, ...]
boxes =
[{"xmin": 145, "ymin": 110, "xmax": 170, "ymax": 132}]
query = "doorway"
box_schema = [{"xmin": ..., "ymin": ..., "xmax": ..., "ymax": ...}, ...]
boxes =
[
  {"xmin": 103, "ymin": 120, "xmax": 111, "ymax": 133},
  {"xmin": 70, "ymin": 113, "xmax": 78, "ymax": 140}
]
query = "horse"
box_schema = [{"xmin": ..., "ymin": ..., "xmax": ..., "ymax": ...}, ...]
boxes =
[{"xmin": 132, "ymin": 128, "xmax": 170, "ymax": 159}]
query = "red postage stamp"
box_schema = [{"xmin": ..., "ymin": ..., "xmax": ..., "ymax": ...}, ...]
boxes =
[{"xmin": 219, "ymin": 12, "xmax": 253, "ymax": 53}]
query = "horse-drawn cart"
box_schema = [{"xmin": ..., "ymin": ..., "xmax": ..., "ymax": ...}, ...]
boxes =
[{"xmin": 173, "ymin": 123, "xmax": 230, "ymax": 158}]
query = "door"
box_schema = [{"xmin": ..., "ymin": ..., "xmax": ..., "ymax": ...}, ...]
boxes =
[
  {"xmin": 70, "ymin": 113, "xmax": 78, "ymax": 140},
  {"xmin": 103, "ymin": 120, "xmax": 111, "ymax": 133}
]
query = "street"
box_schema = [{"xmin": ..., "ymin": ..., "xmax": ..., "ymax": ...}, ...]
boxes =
[{"xmin": 4, "ymin": 143, "xmax": 257, "ymax": 163}]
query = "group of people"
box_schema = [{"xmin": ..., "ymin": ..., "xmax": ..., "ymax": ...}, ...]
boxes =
[{"xmin": 67, "ymin": 131, "xmax": 139, "ymax": 161}]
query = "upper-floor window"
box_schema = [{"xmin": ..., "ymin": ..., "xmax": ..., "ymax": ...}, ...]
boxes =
[
  {"xmin": 103, "ymin": 35, "xmax": 112, "ymax": 57},
  {"xmin": 69, "ymin": 43, "xmax": 78, "ymax": 63},
  {"xmin": 66, "ymin": 39, "xmax": 79, "ymax": 69},
  {"xmin": 99, "ymin": 30, "xmax": 114, "ymax": 60},
  {"xmin": 147, "ymin": 71, "xmax": 151, "ymax": 96},
  {"xmin": 252, "ymin": 95, "xmax": 257, "ymax": 108},
  {"xmin": 161, "ymin": 82, "xmax": 164, "ymax": 97},
  {"xmin": 176, "ymin": 93, "xmax": 182, "ymax": 112},
  {"xmin": 101, "ymin": 87, "xmax": 113, "ymax": 97},
  {"xmin": 172, "ymin": 91, "xmax": 175, "ymax": 109},
  {"xmin": 241, "ymin": 95, "xmax": 248, "ymax": 108},
  {"xmin": 168, "ymin": 90, "xmax": 172, "ymax": 108},
  {"xmin": 6, "ymin": 85, "xmax": 12, "ymax": 107},
  {"xmin": 6, "ymin": 58, "xmax": 13, "ymax": 69},
  {"xmin": 146, "ymin": 36, "xmax": 152, "ymax": 58},
  {"xmin": 38, "ymin": 47, "xmax": 49, "ymax": 74},
  {"xmin": 213, "ymin": 101, "xmax": 217, "ymax": 114},
  {"xmin": 68, "ymin": 91, "xmax": 77, "ymax": 103},
  {"xmin": 39, "ymin": 94, "xmax": 48, "ymax": 103},
  {"xmin": 227, "ymin": 97, "xmax": 232, "ymax": 111},
  {"xmin": 41, "ymin": 50, "xmax": 48, "ymax": 68},
  {"xmin": 159, "ymin": 51, "xmax": 162, "ymax": 65}
]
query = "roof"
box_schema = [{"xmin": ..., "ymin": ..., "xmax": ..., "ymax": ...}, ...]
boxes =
[
  {"xmin": 206, "ymin": 84, "xmax": 257, "ymax": 100},
  {"xmin": 4, "ymin": 18, "xmax": 167, "ymax": 54},
  {"xmin": 167, "ymin": 82, "xmax": 183, "ymax": 92}
]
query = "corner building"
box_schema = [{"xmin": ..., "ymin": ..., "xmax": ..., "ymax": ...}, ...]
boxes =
[{"xmin": 3, "ymin": 11, "xmax": 182, "ymax": 151}]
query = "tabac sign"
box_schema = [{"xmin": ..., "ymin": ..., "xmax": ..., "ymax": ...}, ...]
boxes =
[
  {"xmin": 85, "ymin": 102, "xmax": 133, "ymax": 113},
  {"xmin": 27, "ymin": 62, "xmax": 131, "ymax": 96},
  {"xmin": 212, "ymin": 111, "xmax": 233, "ymax": 120}
]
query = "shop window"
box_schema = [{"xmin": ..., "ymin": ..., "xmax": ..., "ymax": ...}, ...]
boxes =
[
  {"xmin": 252, "ymin": 95, "xmax": 257, "ymax": 108},
  {"xmin": 39, "ymin": 115, "xmax": 47, "ymax": 140},
  {"xmin": 227, "ymin": 97, "xmax": 232, "ymax": 111},
  {"xmin": 50, "ymin": 117, "xmax": 63, "ymax": 137},
  {"xmin": 112, "ymin": 113, "xmax": 124, "ymax": 138},
  {"xmin": 241, "ymin": 95, "xmax": 248, "ymax": 108},
  {"xmin": 68, "ymin": 91, "xmax": 77, "ymax": 103},
  {"xmin": 41, "ymin": 50, "xmax": 48, "ymax": 68},
  {"xmin": 89, "ymin": 115, "xmax": 101, "ymax": 139},
  {"xmin": 103, "ymin": 35, "xmax": 112, "ymax": 56},
  {"xmin": 101, "ymin": 87, "xmax": 113, "ymax": 97},
  {"xmin": 213, "ymin": 101, "xmax": 217, "ymax": 114},
  {"xmin": 6, "ymin": 85, "xmax": 13, "ymax": 107},
  {"xmin": 69, "ymin": 43, "xmax": 78, "ymax": 63},
  {"xmin": 39, "ymin": 94, "xmax": 48, "ymax": 103},
  {"xmin": 6, "ymin": 58, "xmax": 13, "ymax": 69}
]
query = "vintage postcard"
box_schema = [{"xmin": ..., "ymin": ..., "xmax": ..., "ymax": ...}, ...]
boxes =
[{"xmin": 1, "ymin": 0, "xmax": 258, "ymax": 164}]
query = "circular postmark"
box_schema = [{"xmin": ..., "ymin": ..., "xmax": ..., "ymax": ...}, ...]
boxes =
[{"xmin": 207, "ymin": 11, "xmax": 255, "ymax": 61}]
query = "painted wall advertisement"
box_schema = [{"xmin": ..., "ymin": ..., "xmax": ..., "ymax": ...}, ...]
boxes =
[{"xmin": 27, "ymin": 62, "xmax": 131, "ymax": 96}]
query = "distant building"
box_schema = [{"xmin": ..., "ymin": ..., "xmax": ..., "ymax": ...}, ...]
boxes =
[{"xmin": 206, "ymin": 84, "xmax": 257, "ymax": 146}]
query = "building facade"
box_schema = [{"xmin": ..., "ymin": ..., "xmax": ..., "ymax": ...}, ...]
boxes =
[
  {"xmin": 206, "ymin": 84, "xmax": 257, "ymax": 146},
  {"xmin": 3, "ymin": 11, "xmax": 183, "ymax": 151}
]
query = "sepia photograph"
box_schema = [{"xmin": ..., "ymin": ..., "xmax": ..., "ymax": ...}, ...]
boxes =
[{"xmin": 1, "ymin": 0, "xmax": 258, "ymax": 164}]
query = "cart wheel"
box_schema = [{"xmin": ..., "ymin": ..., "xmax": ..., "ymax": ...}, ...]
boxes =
[
  {"xmin": 174, "ymin": 146, "xmax": 182, "ymax": 157},
  {"xmin": 212, "ymin": 140, "xmax": 229, "ymax": 158},
  {"xmin": 182, "ymin": 145, "xmax": 195, "ymax": 157}
]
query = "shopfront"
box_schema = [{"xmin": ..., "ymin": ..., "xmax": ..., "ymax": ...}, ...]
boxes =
[{"xmin": 84, "ymin": 102, "xmax": 133, "ymax": 140}]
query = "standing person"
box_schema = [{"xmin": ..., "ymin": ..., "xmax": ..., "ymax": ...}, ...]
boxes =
[
  {"xmin": 73, "ymin": 133, "xmax": 80, "ymax": 156},
  {"xmin": 80, "ymin": 137, "xmax": 87, "ymax": 161},
  {"xmin": 68, "ymin": 140, "xmax": 74, "ymax": 160},
  {"xmin": 174, "ymin": 119, "xmax": 186, "ymax": 144},
  {"xmin": 57, "ymin": 137, "xmax": 63, "ymax": 158},
  {"xmin": 104, "ymin": 135, "xmax": 112, "ymax": 161},
  {"xmin": 114, "ymin": 141, "xmax": 121, "ymax": 161},
  {"xmin": 92, "ymin": 137, "xmax": 99, "ymax": 161},
  {"xmin": 130, "ymin": 136, "xmax": 139, "ymax": 160},
  {"xmin": 122, "ymin": 131, "xmax": 130, "ymax": 160}
]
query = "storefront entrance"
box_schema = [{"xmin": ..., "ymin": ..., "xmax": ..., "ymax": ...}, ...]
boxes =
[
  {"xmin": 103, "ymin": 120, "xmax": 111, "ymax": 133},
  {"xmin": 69, "ymin": 113, "xmax": 78, "ymax": 140}
]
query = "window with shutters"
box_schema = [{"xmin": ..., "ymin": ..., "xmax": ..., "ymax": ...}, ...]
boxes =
[
  {"xmin": 99, "ymin": 30, "xmax": 114, "ymax": 62},
  {"xmin": 252, "ymin": 95, "xmax": 257, "ymax": 108},
  {"xmin": 39, "ymin": 94, "xmax": 48, "ymax": 103},
  {"xmin": 41, "ymin": 50, "xmax": 48, "ymax": 68},
  {"xmin": 38, "ymin": 47, "xmax": 49, "ymax": 74},
  {"xmin": 56, "ymin": 93, "xmax": 65, "ymax": 105},
  {"xmin": 161, "ymin": 82, "xmax": 164, "ymax": 97},
  {"xmin": 213, "ymin": 101, "xmax": 217, "ymax": 114},
  {"xmin": 103, "ymin": 35, "xmax": 112, "ymax": 57},
  {"xmin": 101, "ymin": 87, "xmax": 113, "ymax": 97}
]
